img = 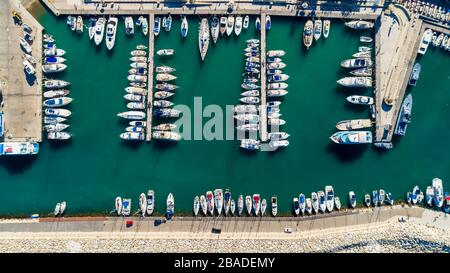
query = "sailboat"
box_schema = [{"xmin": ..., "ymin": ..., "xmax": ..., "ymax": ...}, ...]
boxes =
[
  {"xmin": 166, "ymin": 193, "xmax": 174, "ymax": 219},
  {"xmin": 181, "ymin": 16, "xmax": 188, "ymax": 38},
  {"xmin": 235, "ymin": 16, "xmax": 243, "ymax": 36},
  {"xmin": 245, "ymin": 196, "xmax": 252, "ymax": 215},
  {"xmin": 139, "ymin": 193, "xmax": 146, "ymax": 217},
  {"xmin": 214, "ymin": 189, "xmax": 223, "ymax": 215},
  {"xmin": 210, "ymin": 16, "xmax": 219, "ymax": 43},
  {"xmin": 237, "ymin": 195, "xmax": 244, "ymax": 216},
  {"xmin": 198, "ymin": 18, "xmax": 210, "ymax": 61},
  {"xmin": 115, "ymin": 197, "xmax": 122, "ymax": 216},
  {"xmin": 226, "ymin": 16, "xmax": 234, "ymax": 36},
  {"xmin": 193, "ymin": 196, "xmax": 200, "ymax": 216},
  {"xmin": 105, "ymin": 17, "xmax": 118, "ymax": 50}
]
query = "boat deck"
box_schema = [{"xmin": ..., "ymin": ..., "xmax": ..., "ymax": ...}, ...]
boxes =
[
  {"xmin": 0, "ymin": 0, "xmax": 43, "ymax": 143},
  {"xmin": 145, "ymin": 14, "xmax": 154, "ymax": 142},
  {"xmin": 259, "ymin": 13, "xmax": 268, "ymax": 143}
]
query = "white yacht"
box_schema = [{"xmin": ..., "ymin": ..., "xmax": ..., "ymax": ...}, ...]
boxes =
[
  {"xmin": 337, "ymin": 77, "xmax": 372, "ymax": 88},
  {"xmin": 105, "ymin": 17, "xmax": 118, "ymax": 50},
  {"xmin": 198, "ymin": 18, "xmax": 210, "ymax": 61},
  {"xmin": 210, "ymin": 16, "xmax": 219, "ymax": 43},
  {"xmin": 418, "ymin": 29, "xmax": 433, "ymax": 55},
  {"xmin": 226, "ymin": 16, "xmax": 234, "ymax": 36},
  {"xmin": 125, "ymin": 16, "xmax": 134, "ymax": 35},
  {"xmin": 235, "ymin": 16, "xmax": 243, "ymax": 36},
  {"xmin": 94, "ymin": 17, "xmax": 106, "ymax": 46}
]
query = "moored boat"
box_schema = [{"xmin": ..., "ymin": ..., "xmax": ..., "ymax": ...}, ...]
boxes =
[
  {"xmin": 120, "ymin": 132, "xmax": 144, "ymax": 140},
  {"xmin": 349, "ymin": 191, "xmax": 357, "ymax": 208},
  {"xmin": 43, "ymin": 89, "xmax": 70, "ymax": 98},
  {"xmin": 252, "ymin": 194, "xmax": 260, "ymax": 216},
  {"xmin": 313, "ymin": 19, "xmax": 322, "ymax": 41},
  {"xmin": 125, "ymin": 16, "xmax": 134, "ymax": 35},
  {"xmin": 181, "ymin": 16, "xmax": 188, "ymax": 38},
  {"xmin": 153, "ymin": 108, "xmax": 181, "ymax": 118},
  {"xmin": 298, "ymin": 193, "xmax": 306, "ymax": 215},
  {"xmin": 44, "ymin": 108, "xmax": 71, "ymax": 117},
  {"xmin": 323, "ymin": 19, "xmax": 330, "ymax": 38},
  {"xmin": 47, "ymin": 131, "xmax": 71, "ymax": 140},
  {"xmin": 210, "ymin": 16, "xmax": 219, "ymax": 43},
  {"xmin": 346, "ymin": 95, "xmax": 374, "ymax": 105},
  {"xmin": 330, "ymin": 130, "xmax": 373, "ymax": 144},
  {"xmin": 336, "ymin": 119, "xmax": 372, "ymax": 130},
  {"xmin": 235, "ymin": 16, "xmax": 243, "ymax": 36},
  {"xmin": 200, "ymin": 195, "xmax": 207, "ymax": 215},
  {"xmin": 122, "ymin": 198, "xmax": 131, "ymax": 216},
  {"xmin": 364, "ymin": 194, "xmax": 371, "ymax": 207},
  {"xmin": 325, "ymin": 186, "xmax": 334, "ymax": 212},
  {"xmin": 105, "ymin": 17, "xmax": 118, "ymax": 50},
  {"xmin": 146, "ymin": 190, "xmax": 154, "ymax": 216},
  {"xmin": 341, "ymin": 58, "xmax": 372, "ymax": 68},
  {"xmin": 337, "ymin": 77, "xmax": 372, "ymax": 88},
  {"xmin": 206, "ymin": 191, "xmax": 214, "ymax": 215},
  {"xmin": 115, "ymin": 197, "xmax": 122, "ymax": 215},
  {"xmin": 271, "ymin": 196, "xmax": 277, "ymax": 216},
  {"xmin": 226, "ymin": 16, "xmax": 234, "ymax": 36},
  {"xmin": 43, "ymin": 97, "xmax": 73, "ymax": 108},
  {"xmin": 345, "ymin": 20, "xmax": 374, "ymax": 29},
  {"xmin": 245, "ymin": 195, "xmax": 252, "ymax": 215},
  {"xmin": 154, "ymin": 17, "xmax": 161, "ymax": 36},
  {"xmin": 166, "ymin": 193, "xmax": 174, "ymax": 219},
  {"xmin": 214, "ymin": 189, "xmax": 223, "ymax": 215},
  {"xmin": 198, "ymin": 18, "xmax": 210, "ymax": 61},
  {"xmin": 193, "ymin": 196, "xmax": 200, "ymax": 216},
  {"xmin": 293, "ymin": 197, "xmax": 300, "ymax": 216},
  {"xmin": 219, "ymin": 16, "xmax": 227, "ymax": 36},
  {"xmin": 303, "ymin": 20, "xmax": 313, "ymax": 49},
  {"xmin": 139, "ymin": 193, "xmax": 146, "ymax": 216},
  {"xmin": 152, "ymin": 131, "xmax": 181, "ymax": 141},
  {"xmin": 311, "ymin": 192, "xmax": 319, "ymax": 214},
  {"xmin": 237, "ymin": 195, "xmax": 244, "ymax": 216},
  {"xmin": 260, "ymin": 199, "xmax": 267, "ymax": 216},
  {"xmin": 152, "ymin": 123, "xmax": 176, "ymax": 131},
  {"xmin": 94, "ymin": 17, "xmax": 106, "ymax": 46},
  {"xmin": 240, "ymin": 139, "xmax": 260, "ymax": 150},
  {"xmin": 408, "ymin": 63, "xmax": 421, "ymax": 86},
  {"xmin": 394, "ymin": 94, "xmax": 412, "ymax": 136},
  {"xmin": 117, "ymin": 111, "xmax": 146, "ymax": 120}
]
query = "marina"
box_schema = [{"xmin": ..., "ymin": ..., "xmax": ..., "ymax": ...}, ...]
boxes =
[{"xmin": 0, "ymin": 0, "xmax": 449, "ymax": 219}]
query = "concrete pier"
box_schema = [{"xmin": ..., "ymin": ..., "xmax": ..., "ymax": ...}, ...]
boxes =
[
  {"xmin": 259, "ymin": 14, "xmax": 268, "ymax": 142},
  {"xmin": 0, "ymin": 0, "xmax": 43, "ymax": 143},
  {"xmin": 145, "ymin": 14, "xmax": 154, "ymax": 141}
]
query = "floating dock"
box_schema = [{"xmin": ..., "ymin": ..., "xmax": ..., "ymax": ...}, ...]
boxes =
[
  {"xmin": 259, "ymin": 14, "xmax": 268, "ymax": 142},
  {"xmin": 145, "ymin": 14, "xmax": 154, "ymax": 142}
]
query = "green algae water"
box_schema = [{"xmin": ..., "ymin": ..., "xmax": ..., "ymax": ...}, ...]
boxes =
[{"xmin": 1, "ymin": 2, "xmax": 449, "ymax": 216}]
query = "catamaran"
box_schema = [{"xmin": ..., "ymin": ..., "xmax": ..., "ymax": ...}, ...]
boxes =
[
  {"xmin": 303, "ymin": 20, "xmax": 313, "ymax": 49},
  {"xmin": 210, "ymin": 16, "xmax": 219, "ymax": 43},
  {"xmin": 313, "ymin": 19, "xmax": 322, "ymax": 41},
  {"xmin": 94, "ymin": 17, "xmax": 106, "ymax": 46},
  {"xmin": 181, "ymin": 16, "xmax": 188, "ymax": 38}
]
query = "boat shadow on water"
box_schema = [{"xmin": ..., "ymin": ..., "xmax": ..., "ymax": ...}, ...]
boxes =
[
  {"xmin": 48, "ymin": 138, "xmax": 74, "ymax": 150},
  {"xmin": 151, "ymin": 140, "xmax": 178, "ymax": 151},
  {"xmin": 24, "ymin": 70, "xmax": 36, "ymax": 86},
  {"xmin": 0, "ymin": 155, "xmax": 37, "ymax": 174},
  {"xmin": 326, "ymin": 142, "xmax": 369, "ymax": 162}
]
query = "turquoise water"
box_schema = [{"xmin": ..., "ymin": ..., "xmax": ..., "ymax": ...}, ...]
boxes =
[{"xmin": 0, "ymin": 3, "xmax": 449, "ymax": 216}]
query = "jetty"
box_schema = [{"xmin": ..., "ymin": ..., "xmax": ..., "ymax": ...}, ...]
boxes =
[
  {"xmin": 259, "ymin": 13, "xmax": 268, "ymax": 142},
  {"xmin": 0, "ymin": 0, "xmax": 43, "ymax": 143},
  {"xmin": 145, "ymin": 14, "xmax": 154, "ymax": 142}
]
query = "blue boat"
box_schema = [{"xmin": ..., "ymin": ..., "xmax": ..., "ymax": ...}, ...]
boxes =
[
  {"xmin": 408, "ymin": 63, "xmax": 421, "ymax": 86},
  {"xmin": 43, "ymin": 97, "xmax": 73, "ymax": 108},
  {"xmin": 298, "ymin": 193, "xmax": 306, "ymax": 215},
  {"xmin": 265, "ymin": 15, "xmax": 271, "ymax": 30},
  {"xmin": 0, "ymin": 142, "xmax": 39, "ymax": 156},
  {"xmin": 255, "ymin": 17, "xmax": 261, "ymax": 31},
  {"xmin": 0, "ymin": 112, "xmax": 4, "ymax": 138},
  {"xmin": 444, "ymin": 193, "xmax": 450, "ymax": 214},
  {"xmin": 372, "ymin": 190, "xmax": 379, "ymax": 206},
  {"xmin": 165, "ymin": 15, "xmax": 172, "ymax": 32},
  {"xmin": 181, "ymin": 16, "xmax": 188, "ymax": 38},
  {"xmin": 43, "ymin": 43, "xmax": 55, "ymax": 49},
  {"xmin": 330, "ymin": 131, "xmax": 373, "ymax": 144},
  {"xmin": 385, "ymin": 192, "xmax": 394, "ymax": 205},
  {"xmin": 411, "ymin": 186, "xmax": 420, "ymax": 205},
  {"xmin": 394, "ymin": 94, "xmax": 412, "ymax": 136},
  {"xmin": 166, "ymin": 193, "xmax": 174, "ymax": 220}
]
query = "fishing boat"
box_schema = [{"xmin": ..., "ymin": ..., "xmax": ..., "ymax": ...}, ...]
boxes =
[
  {"xmin": 271, "ymin": 196, "xmax": 277, "ymax": 216},
  {"xmin": 214, "ymin": 189, "xmax": 223, "ymax": 215},
  {"xmin": 54, "ymin": 203, "xmax": 60, "ymax": 216},
  {"xmin": 226, "ymin": 16, "xmax": 234, "ymax": 36},
  {"xmin": 47, "ymin": 132, "xmax": 71, "ymax": 140},
  {"xmin": 408, "ymin": 63, "xmax": 421, "ymax": 86},
  {"xmin": 425, "ymin": 186, "xmax": 434, "ymax": 207},
  {"xmin": 230, "ymin": 199, "xmax": 235, "ymax": 216},
  {"xmin": 303, "ymin": 20, "xmax": 313, "ymax": 49},
  {"xmin": 268, "ymin": 118, "xmax": 286, "ymax": 126},
  {"xmin": 394, "ymin": 94, "xmax": 412, "ymax": 136},
  {"xmin": 252, "ymin": 194, "xmax": 260, "ymax": 216},
  {"xmin": 165, "ymin": 15, "xmax": 172, "ymax": 32},
  {"xmin": 166, "ymin": 193, "xmax": 174, "ymax": 219},
  {"xmin": 105, "ymin": 17, "xmax": 118, "ymax": 50},
  {"xmin": 155, "ymin": 83, "xmax": 178, "ymax": 91},
  {"xmin": 341, "ymin": 58, "xmax": 372, "ymax": 68},
  {"xmin": 293, "ymin": 197, "xmax": 300, "ymax": 216},
  {"xmin": 243, "ymin": 15, "xmax": 249, "ymax": 29},
  {"xmin": 323, "ymin": 19, "xmax": 330, "ymax": 38},
  {"xmin": 42, "ymin": 63, "xmax": 67, "ymax": 73},
  {"xmin": 345, "ymin": 20, "xmax": 374, "ymax": 29},
  {"xmin": 336, "ymin": 119, "xmax": 372, "ymax": 130},
  {"xmin": 346, "ymin": 95, "xmax": 374, "ymax": 105},
  {"xmin": 265, "ymin": 15, "xmax": 271, "ymax": 30},
  {"xmin": 88, "ymin": 18, "xmax": 96, "ymax": 40},
  {"xmin": 44, "ymin": 123, "xmax": 69, "ymax": 132},
  {"xmin": 44, "ymin": 116, "xmax": 66, "ymax": 124},
  {"xmin": 125, "ymin": 86, "xmax": 146, "ymax": 95},
  {"xmin": 127, "ymin": 102, "xmax": 145, "ymax": 110},
  {"xmin": 128, "ymin": 75, "xmax": 147, "ymax": 82},
  {"xmin": 43, "ymin": 89, "xmax": 70, "ymax": 98},
  {"xmin": 237, "ymin": 195, "xmax": 244, "ymax": 216},
  {"xmin": 154, "ymin": 17, "xmax": 161, "ymax": 36},
  {"xmin": 156, "ymin": 73, "xmax": 176, "ymax": 82},
  {"xmin": 145, "ymin": 190, "xmax": 154, "ymax": 216},
  {"xmin": 200, "ymin": 195, "xmax": 207, "ymax": 215},
  {"xmin": 219, "ymin": 16, "xmax": 227, "ymax": 36},
  {"xmin": 210, "ymin": 16, "xmax": 219, "ymax": 43},
  {"xmin": 44, "ymin": 108, "xmax": 71, "ymax": 117},
  {"xmin": 122, "ymin": 198, "xmax": 131, "ymax": 216},
  {"xmin": 235, "ymin": 16, "xmax": 243, "ymax": 36},
  {"xmin": 325, "ymin": 186, "xmax": 334, "ymax": 212},
  {"xmin": 224, "ymin": 189, "xmax": 231, "ymax": 216},
  {"xmin": 94, "ymin": 17, "xmax": 106, "ymax": 46},
  {"xmin": 206, "ymin": 191, "xmax": 214, "ymax": 215},
  {"xmin": 364, "ymin": 194, "xmax": 371, "ymax": 207},
  {"xmin": 181, "ymin": 16, "xmax": 188, "ymax": 38},
  {"xmin": 432, "ymin": 178, "xmax": 444, "ymax": 208},
  {"xmin": 153, "ymin": 108, "xmax": 181, "ymax": 118},
  {"xmin": 124, "ymin": 17, "xmax": 134, "ymax": 35},
  {"xmin": 372, "ymin": 190, "xmax": 379, "ymax": 206},
  {"xmin": 43, "ymin": 97, "xmax": 73, "ymax": 108},
  {"xmin": 418, "ymin": 29, "xmax": 433, "ymax": 55},
  {"xmin": 115, "ymin": 197, "xmax": 122, "ymax": 215},
  {"xmin": 298, "ymin": 193, "xmax": 306, "ymax": 215},
  {"xmin": 255, "ymin": 17, "xmax": 261, "ymax": 31},
  {"xmin": 193, "ymin": 196, "xmax": 200, "ymax": 216},
  {"xmin": 198, "ymin": 18, "xmax": 210, "ymax": 61},
  {"xmin": 245, "ymin": 195, "xmax": 252, "ymax": 215},
  {"xmin": 152, "ymin": 123, "xmax": 176, "ymax": 131},
  {"xmin": 239, "ymin": 96, "xmax": 260, "ymax": 104},
  {"xmin": 337, "ymin": 77, "xmax": 372, "ymax": 88},
  {"xmin": 152, "ymin": 131, "xmax": 181, "ymax": 141},
  {"xmin": 240, "ymin": 139, "xmax": 260, "ymax": 150},
  {"xmin": 313, "ymin": 19, "xmax": 322, "ymax": 41},
  {"xmin": 117, "ymin": 111, "xmax": 146, "ymax": 120},
  {"xmin": 120, "ymin": 132, "xmax": 144, "ymax": 140},
  {"xmin": 330, "ymin": 130, "xmax": 373, "ymax": 144},
  {"xmin": 260, "ymin": 199, "xmax": 267, "ymax": 216},
  {"xmin": 350, "ymin": 67, "xmax": 372, "ymax": 76},
  {"xmin": 154, "ymin": 91, "xmax": 174, "ymax": 99},
  {"xmin": 19, "ymin": 37, "xmax": 32, "ymax": 54}
]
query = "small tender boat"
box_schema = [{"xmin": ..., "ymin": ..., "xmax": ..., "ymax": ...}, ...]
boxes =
[
  {"xmin": 235, "ymin": 16, "xmax": 243, "ymax": 36},
  {"xmin": 43, "ymin": 89, "xmax": 70, "ymax": 98},
  {"xmin": 157, "ymin": 49, "xmax": 175, "ymax": 56},
  {"xmin": 226, "ymin": 16, "xmax": 234, "ymax": 36},
  {"xmin": 152, "ymin": 131, "xmax": 181, "ymax": 141},
  {"xmin": 336, "ymin": 119, "xmax": 372, "ymax": 131},
  {"xmin": 364, "ymin": 194, "xmax": 371, "ymax": 207},
  {"xmin": 193, "ymin": 196, "xmax": 200, "ymax": 216},
  {"xmin": 345, "ymin": 20, "xmax": 374, "ymax": 29},
  {"xmin": 245, "ymin": 195, "xmax": 252, "ymax": 215},
  {"xmin": 330, "ymin": 130, "xmax": 373, "ymax": 144},
  {"xmin": 156, "ymin": 73, "xmax": 176, "ymax": 82},
  {"xmin": 243, "ymin": 15, "xmax": 249, "ymax": 29},
  {"xmin": 255, "ymin": 17, "xmax": 261, "ymax": 31},
  {"xmin": 206, "ymin": 191, "xmax": 214, "ymax": 215},
  {"xmin": 54, "ymin": 203, "xmax": 60, "ymax": 216},
  {"xmin": 105, "ymin": 17, "xmax": 118, "ymax": 50},
  {"xmin": 237, "ymin": 195, "xmax": 244, "ymax": 216},
  {"xmin": 146, "ymin": 190, "xmax": 154, "ymax": 216},
  {"xmin": 200, "ymin": 195, "xmax": 207, "ymax": 216},
  {"xmin": 323, "ymin": 19, "xmax": 330, "ymax": 38},
  {"xmin": 166, "ymin": 193, "xmax": 174, "ymax": 219},
  {"xmin": 334, "ymin": 197, "xmax": 341, "ymax": 211},
  {"xmin": 240, "ymin": 139, "xmax": 260, "ymax": 150},
  {"xmin": 117, "ymin": 111, "xmax": 146, "ymax": 120},
  {"xmin": 260, "ymin": 199, "xmax": 267, "ymax": 216},
  {"xmin": 360, "ymin": 36, "xmax": 373, "ymax": 43},
  {"xmin": 313, "ymin": 19, "xmax": 322, "ymax": 41},
  {"xmin": 152, "ymin": 123, "xmax": 176, "ymax": 131},
  {"xmin": 271, "ymin": 196, "xmax": 277, "ymax": 216},
  {"xmin": 154, "ymin": 17, "xmax": 161, "ymax": 36},
  {"xmin": 154, "ymin": 91, "xmax": 174, "ymax": 99},
  {"xmin": 42, "ymin": 63, "xmax": 67, "ymax": 73},
  {"xmin": 372, "ymin": 190, "xmax": 379, "ymax": 206},
  {"xmin": 303, "ymin": 20, "xmax": 314, "ymax": 49},
  {"xmin": 88, "ymin": 18, "xmax": 97, "ymax": 40},
  {"xmin": 45, "ymin": 108, "xmax": 71, "ymax": 117},
  {"xmin": 325, "ymin": 186, "xmax": 335, "ymax": 212},
  {"xmin": 153, "ymin": 100, "xmax": 174, "ymax": 108},
  {"xmin": 115, "ymin": 197, "xmax": 122, "ymax": 215},
  {"xmin": 298, "ymin": 193, "xmax": 306, "ymax": 215},
  {"xmin": 210, "ymin": 16, "xmax": 219, "ymax": 43},
  {"xmin": 120, "ymin": 132, "xmax": 144, "ymax": 140},
  {"xmin": 44, "ymin": 123, "xmax": 69, "ymax": 132},
  {"xmin": 181, "ymin": 16, "xmax": 188, "ymax": 38},
  {"xmin": 293, "ymin": 197, "xmax": 300, "ymax": 216},
  {"xmin": 47, "ymin": 131, "xmax": 71, "ymax": 140},
  {"xmin": 265, "ymin": 15, "xmax": 271, "ymax": 30},
  {"xmin": 43, "ymin": 97, "xmax": 73, "ymax": 108},
  {"xmin": 125, "ymin": 86, "xmax": 146, "ymax": 95},
  {"xmin": 346, "ymin": 95, "xmax": 374, "ymax": 105},
  {"xmin": 94, "ymin": 17, "xmax": 106, "ymax": 46},
  {"xmin": 214, "ymin": 189, "xmax": 224, "ymax": 215},
  {"xmin": 125, "ymin": 16, "xmax": 134, "ymax": 35},
  {"xmin": 252, "ymin": 194, "xmax": 260, "ymax": 216},
  {"xmin": 311, "ymin": 192, "xmax": 319, "ymax": 214},
  {"xmin": 127, "ymin": 102, "xmax": 145, "ymax": 110}
]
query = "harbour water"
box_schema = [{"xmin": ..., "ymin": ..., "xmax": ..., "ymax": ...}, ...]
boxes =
[{"xmin": 0, "ymin": 3, "xmax": 448, "ymax": 216}]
